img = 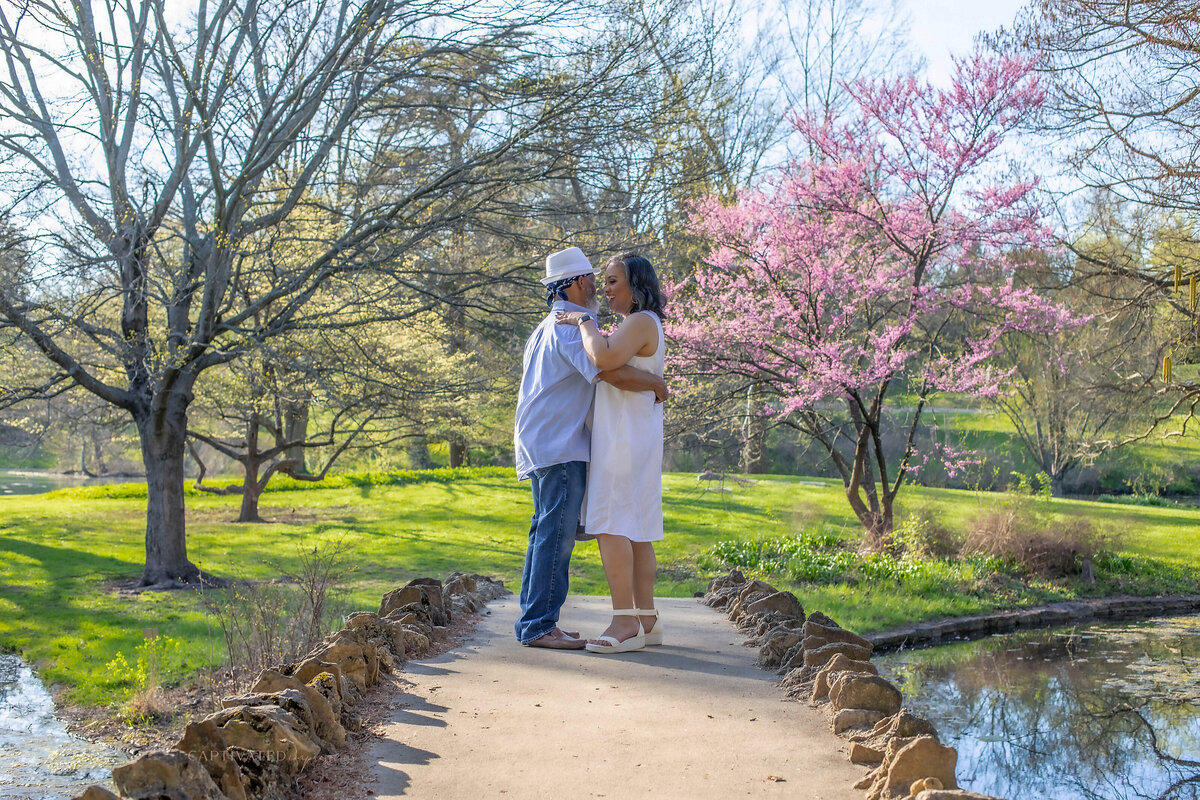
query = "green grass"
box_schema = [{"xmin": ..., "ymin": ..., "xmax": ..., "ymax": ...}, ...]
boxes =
[{"xmin": 1, "ymin": 470, "xmax": 1198, "ymax": 706}]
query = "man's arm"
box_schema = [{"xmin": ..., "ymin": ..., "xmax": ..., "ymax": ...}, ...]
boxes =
[{"xmin": 599, "ymin": 365, "xmax": 668, "ymax": 403}]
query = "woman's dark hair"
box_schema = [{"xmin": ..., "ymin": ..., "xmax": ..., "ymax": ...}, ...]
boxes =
[{"xmin": 610, "ymin": 252, "xmax": 667, "ymax": 319}]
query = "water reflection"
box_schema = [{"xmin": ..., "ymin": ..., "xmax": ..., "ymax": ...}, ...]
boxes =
[
  {"xmin": 0, "ymin": 655, "xmax": 125, "ymax": 800},
  {"xmin": 875, "ymin": 615, "xmax": 1200, "ymax": 800},
  {"xmin": 0, "ymin": 470, "xmax": 136, "ymax": 496}
]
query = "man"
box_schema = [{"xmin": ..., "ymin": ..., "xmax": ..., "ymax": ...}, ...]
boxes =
[{"xmin": 513, "ymin": 246, "xmax": 667, "ymax": 649}]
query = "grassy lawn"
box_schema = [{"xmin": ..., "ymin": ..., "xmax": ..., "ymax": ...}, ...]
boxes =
[{"xmin": 1, "ymin": 469, "xmax": 1198, "ymax": 706}]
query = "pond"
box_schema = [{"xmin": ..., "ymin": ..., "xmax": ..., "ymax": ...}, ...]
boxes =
[
  {"xmin": 0, "ymin": 470, "xmax": 137, "ymax": 496},
  {"xmin": 0, "ymin": 655, "xmax": 126, "ymax": 800},
  {"xmin": 874, "ymin": 614, "xmax": 1200, "ymax": 800}
]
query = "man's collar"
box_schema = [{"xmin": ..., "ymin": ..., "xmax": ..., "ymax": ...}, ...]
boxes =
[{"xmin": 552, "ymin": 299, "xmax": 593, "ymax": 314}]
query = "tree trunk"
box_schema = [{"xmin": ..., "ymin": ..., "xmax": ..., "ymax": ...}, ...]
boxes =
[
  {"xmin": 845, "ymin": 441, "xmax": 892, "ymax": 550},
  {"xmin": 449, "ymin": 437, "xmax": 467, "ymax": 468},
  {"xmin": 136, "ymin": 408, "xmax": 202, "ymax": 587},
  {"xmin": 283, "ymin": 402, "xmax": 309, "ymax": 474},
  {"xmin": 408, "ymin": 438, "xmax": 435, "ymax": 469},
  {"xmin": 741, "ymin": 385, "xmax": 767, "ymax": 474},
  {"xmin": 91, "ymin": 433, "xmax": 108, "ymax": 475},
  {"xmin": 238, "ymin": 415, "xmax": 264, "ymax": 522}
]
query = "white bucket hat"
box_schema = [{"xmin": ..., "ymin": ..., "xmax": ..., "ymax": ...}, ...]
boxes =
[{"xmin": 541, "ymin": 246, "xmax": 597, "ymax": 286}]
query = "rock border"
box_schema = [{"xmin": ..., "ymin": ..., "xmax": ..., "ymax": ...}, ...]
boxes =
[
  {"xmin": 700, "ymin": 569, "xmax": 1002, "ymax": 800},
  {"xmin": 865, "ymin": 594, "xmax": 1200, "ymax": 652},
  {"xmin": 72, "ymin": 572, "xmax": 510, "ymax": 800}
]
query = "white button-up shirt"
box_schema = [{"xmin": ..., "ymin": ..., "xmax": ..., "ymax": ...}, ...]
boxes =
[{"xmin": 513, "ymin": 300, "xmax": 602, "ymax": 479}]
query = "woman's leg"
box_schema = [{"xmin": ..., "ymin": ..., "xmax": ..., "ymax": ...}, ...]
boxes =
[
  {"xmin": 631, "ymin": 542, "xmax": 657, "ymax": 631},
  {"xmin": 593, "ymin": 533, "xmax": 640, "ymax": 643}
]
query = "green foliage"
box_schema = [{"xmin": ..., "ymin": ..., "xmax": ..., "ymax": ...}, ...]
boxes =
[
  {"xmin": 1095, "ymin": 494, "xmax": 1182, "ymax": 508},
  {"xmin": 105, "ymin": 634, "xmax": 184, "ymax": 692},
  {"xmin": 46, "ymin": 466, "xmax": 516, "ymax": 500},
  {"xmin": 1009, "ymin": 470, "xmax": 1054, "ymax": 499}
]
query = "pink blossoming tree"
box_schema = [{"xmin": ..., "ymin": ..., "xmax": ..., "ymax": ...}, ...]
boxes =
[{"xmin": 668, "ymin": 52, "xmax": 1080, "ymax": 545}]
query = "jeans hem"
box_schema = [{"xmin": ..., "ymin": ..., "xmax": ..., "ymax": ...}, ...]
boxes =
[{"xmin": 518, "ymin": 626, "xmax": 556, "ymax": 645}]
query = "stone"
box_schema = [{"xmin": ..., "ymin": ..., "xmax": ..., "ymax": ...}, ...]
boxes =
[
  {"xmin": 112, "ymin": 750, "xmax": 229, "ymax": 800},
  {"xmin": 860, "ymin": 735, "xmax": 958, "ymax": 800},
  {"xmin": 175, "ymin": 718, "xmax": 248, "ymax": 800},
  {"xmin": 778, "ymin": 666, "xmax": 813, "ymax": 699},
  {"xmin": 851, "ymin": 709, "xmax": 939, "ymax": 745},
  {"xmin": 802, "ymin": 619, "xmax": 873, "ymax": 652},
  {"xmin": 913, "ymin": 791, "xmax": 1006, "ymax": 800},
  {"xmin": 757, "ymin": 613, "xmax": 804, "ymax": 636},
  {"xmin": 327, "ymin": 628, "xmax": 381, "ymax": 685},
  {"xmin": 443, "ymin": 571, "xmax": 505, "ymax": 615},
  {"xmin": 307, "ymin": 671, "xmax": 344, "ymax": 725},
  {"xmin": 812, "ymin": 654, "xmax": 878, "ymax": 701},
  {"xmin": 850, "ymin": 741, "xmax": 885, "ymax": 765},
  {"xmin": 379, "ymin": 585, "xmax": 423, "ymax": 615},
  {"xmin": 803, "ymin": 641, "xmax": 872, "ymax": 670},
  {"xmin": 806, "ymin": 610, "xmax": 840, "ymax": 627},
  {"xmin": 72, "ymin": 787, "xmax": 120, "ymax": 800},
  {"xmin": 204, "ymin": 705, "xmax": 321, "ymax": 775},
  {"xmin": 755, "ymin": 629, "xmax": 803, "ymax": 670},
  {"xmin": 401, "ymin": 624, "xmax": 433, "ymax": 656},
  {"xmin": 469, "ymin": 573, "xmax": 510, "ymax": 601},
  {"xmin": 443, "ymin": 572, "xmax": 477, "ymax": 595},
  {"xmin": 379, "ymin": 578, "xmax": 449, "ymax": 626},
  {"xmin": 220, "ymin": 689, "xmax": 333, "ymax": 754},
  {"xmin": 250, "ymin": 670, "xmax": 346, "ymax": 752},
  {"xmin": 706, "ymin": 569, "xmax": 746, "ymax": 594},
  {"xmin": 883, "ymin": 736, "xmax": 958, "ymax": 794},
  {"xmin": 828, "ymin": 674, "xmax": 902, "ymax": 715},
  {"xmin": 777, "ymin": 641, "xmax": 808, "ymax": 674},
  {"xmin": 909, "ymin": 777, "xmax": 944, "ymax": 796},
  {"xmin": 369, "ymin": 636, "xmax": 397, "ymax": 672},
  {"xmin": 177, "ymin": 703, "xmax": 323, "ymax": 800},
  {"xmin": 344, "ymin": 612, "xmax": 405, "ymax": 663},
  {"xmin": 703, "ymin": 586, "xmax": 741, "ymax": 609},
  {"xmin": 307, "ymin": 638, "xmax": 373, "ymax": 693},
  {"xmin": 746, "ymin": 591, "xmax": 805, "ymax": 621},
  {"xmin": 288, "ymin": 658, "xmax": 351, "ymax": 706},
  {"xmin": 726, "ymin": 580, "xmax": 778, "ymax": 621},
  {"xmin": 833, "ymin": 708, "xmax": 887, "ymax": 735}
]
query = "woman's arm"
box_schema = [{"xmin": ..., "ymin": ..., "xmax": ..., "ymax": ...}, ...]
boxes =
[{"xmin": 556, "ymin": 311, "xmax": 657, "ymax": 370}]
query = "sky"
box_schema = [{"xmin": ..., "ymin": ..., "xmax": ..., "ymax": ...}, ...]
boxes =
[{"xmin": 902, "ymin": 0, "xmax": 1030, "ymax": 83}]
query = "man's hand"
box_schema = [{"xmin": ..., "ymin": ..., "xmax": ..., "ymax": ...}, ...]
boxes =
[
  {"xmin": 600, "ymin": 365, "xmax": 668, "ymax": 403},
  {"xmin": 650, "ymin": 375, "xmax": 668, "ymax": 404}
]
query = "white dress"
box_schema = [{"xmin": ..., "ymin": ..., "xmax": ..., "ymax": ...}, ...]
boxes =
[{"xmin": 585, "ymin": 311, "xmax": 664, "ymax": 542}]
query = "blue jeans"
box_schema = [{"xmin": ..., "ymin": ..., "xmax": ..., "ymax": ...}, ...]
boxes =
[{"xmin": 515, "ymin": 461, "xmax": 586, "ymax": 643}]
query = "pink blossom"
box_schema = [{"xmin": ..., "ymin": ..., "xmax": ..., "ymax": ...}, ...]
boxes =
[{"xmin": 668, "ymin": 51, "xmax": 1078, "ymax": 533}]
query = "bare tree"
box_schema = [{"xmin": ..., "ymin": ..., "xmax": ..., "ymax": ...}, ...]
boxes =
[
  {"xmin": 990, "ymin": 242, "xmax": 1156, "ymax": 496},
  {"xmin": 0, "ymin": 0, "xmax": 667, "ymax": 587},
  {"xmin": 777, "ymin": 0, "xmax": 918, "ymax": 136},
  {"xmin": 1009, "ymin": 1, "xmax": 1200, "ymax": 436}
]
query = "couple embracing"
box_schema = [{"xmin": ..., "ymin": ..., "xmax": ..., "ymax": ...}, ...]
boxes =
[{"xmin": 512, "ymin": 246, "xmax": 668, "ymax": 654}]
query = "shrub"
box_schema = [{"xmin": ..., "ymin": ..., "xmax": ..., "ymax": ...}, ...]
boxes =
[
  {"xmin": 962, "ymin": 502, "xmax": 1111, "ymax": 578},
  {"xmin": 886, "ymin": 507, "xmax": 961, "ymax": 559},
  {"xmin": 197, "ymin": 537, "xmax": 354, "ymax": 690}
]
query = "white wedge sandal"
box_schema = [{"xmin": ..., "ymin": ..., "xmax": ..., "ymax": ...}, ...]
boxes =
[
  {"xmin": 585, "ymin": 609, "xmax": 646, "ymax": 654},
  {"xmin": 640, "ymin": 608, "xmax": 663, "ymax": 646}
]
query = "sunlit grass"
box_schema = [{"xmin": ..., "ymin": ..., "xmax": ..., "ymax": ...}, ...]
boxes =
[{"xmin": 0, "ymin": 470, "xmax": 1197, "ymax": 703}]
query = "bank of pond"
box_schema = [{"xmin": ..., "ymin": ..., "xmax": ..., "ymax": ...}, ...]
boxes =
[{"xmin": 2, "ymin": 614, "xmax": 1198, "ymax": 799}]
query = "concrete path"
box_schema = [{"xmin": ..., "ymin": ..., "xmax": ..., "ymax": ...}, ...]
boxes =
[{"xmin": 369, "ymin": 596, "xmax": 864, "ymax": 799}]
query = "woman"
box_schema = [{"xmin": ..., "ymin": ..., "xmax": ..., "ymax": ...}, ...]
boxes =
[{"xmin": 556, "ymin": 252, "xmax": 666, "ymax": 654}]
